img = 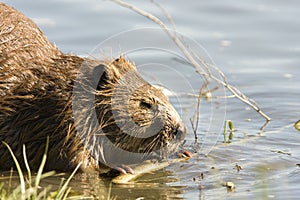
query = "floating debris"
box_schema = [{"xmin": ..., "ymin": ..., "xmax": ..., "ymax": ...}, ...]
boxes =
[
  {"xmin": 271, "ymin": 149, "xmax": 291, "ymax": 156},
  {"xmin": 294, "ymin": 120, "xmax": 300, "ymax": 131},
  {"xmin": 223, "ymin": 181, "xmax": 235, "ymax": 191},
  {"xmin": 235, "ymin": 163, "xmax": 242, "ymax": 172},
  {"xmin": 283, "ymin": 73, "xmax": 293, "ymax": 79},
  {"xmin": 220, "ymin": 40, "xmax": 232, "ymax": 47},
  {"xmin": 200, "ymin": 172, "xmax": 204, "ymax": 179}
]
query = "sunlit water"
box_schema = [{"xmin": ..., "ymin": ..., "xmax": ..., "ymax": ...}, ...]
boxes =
[{"xmin": 1, "ymin": 0, "xmax": 300, "ymax": 199}]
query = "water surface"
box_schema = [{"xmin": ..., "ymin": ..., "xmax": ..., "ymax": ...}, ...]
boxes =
[{"xmin": 1, "ymin": 0, "xmax": 300, "ymax": 199}]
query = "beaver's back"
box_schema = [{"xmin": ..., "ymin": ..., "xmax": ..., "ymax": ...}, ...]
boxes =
[
  {"xmin": 0, "ymin": 3, "xmax": 93, "ymax": 171},
  {"xmin": 0, "ymin": 2, "xmax": 83, "ymax": 93}
]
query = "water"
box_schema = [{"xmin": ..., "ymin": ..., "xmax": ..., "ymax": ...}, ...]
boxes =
[{"xmin": 1, "ymin": 0, "xmax": 300, "ymax": 199}]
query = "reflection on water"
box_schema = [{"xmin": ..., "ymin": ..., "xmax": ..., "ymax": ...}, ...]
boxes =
[{"xmin": 1, "ymin": 0, "xmax": 300, "ymax": 199}]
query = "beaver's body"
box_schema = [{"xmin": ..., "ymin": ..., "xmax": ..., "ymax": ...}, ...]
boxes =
[{"xmin": 0, "ymin": 3, "xmax": 186, "ymax": 172}]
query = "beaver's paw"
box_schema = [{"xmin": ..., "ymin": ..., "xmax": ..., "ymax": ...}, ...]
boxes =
[
  {"xmin": 113, "ymin": 164, "xmax": 135, "ymax": 175},
  {"xmin": 177, "ymin": 150, "xmax": 193, "ymax": 158}
]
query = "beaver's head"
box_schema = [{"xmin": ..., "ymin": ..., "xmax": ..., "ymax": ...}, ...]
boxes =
[{"xmin": 75, "ymin": 57, "xmax": 186, "ymax": 166}]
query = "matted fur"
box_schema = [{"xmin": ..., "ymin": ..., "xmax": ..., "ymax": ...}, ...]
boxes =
[{"xmin": 0, "ymin": 3, "xmax": 186, "ymax": 172}]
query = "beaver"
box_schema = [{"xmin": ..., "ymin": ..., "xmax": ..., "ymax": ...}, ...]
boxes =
[{"xmin": 0, "ymin": 3, "xmax": 187, "ymax": 173}]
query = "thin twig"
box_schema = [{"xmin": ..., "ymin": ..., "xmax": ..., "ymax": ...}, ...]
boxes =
[
  {"xmin": 189, "ymin": 81, "xmax": 209, "ymax": 141},
  {"xmin": 112, "ymin": 155, "xmax": 192, "ymax": 184},
  {"xmin": 149, "ymin": 0, "xmax": 177, "ymax": 31},
  {"xmin": 189, "ymin": 117, "xmax": 197, "ymax": 140}
]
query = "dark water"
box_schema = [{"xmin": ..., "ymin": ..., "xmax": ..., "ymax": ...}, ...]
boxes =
[{"xmin": 2, "ymin": 0, "xmax": 300, "ymax": 199}]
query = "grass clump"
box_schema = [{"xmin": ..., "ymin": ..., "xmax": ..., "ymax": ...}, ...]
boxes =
[{"xmin": 0, "ymin": 137, "xmax": 82, "ymax": 200}]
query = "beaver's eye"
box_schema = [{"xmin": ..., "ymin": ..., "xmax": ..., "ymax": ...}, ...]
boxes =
[{"xmin": 140, "ymin": 101, "xmax": 152, "ymax": 109}]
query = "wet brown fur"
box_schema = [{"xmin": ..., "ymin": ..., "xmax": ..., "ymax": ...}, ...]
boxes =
[{"xmin": 0, "ymin": 3, "xmax": 185, "ymax": 172}]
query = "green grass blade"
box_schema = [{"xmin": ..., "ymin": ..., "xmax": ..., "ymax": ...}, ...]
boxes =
[
  {"xmin": 34, "ymin": 136, "xmax": 50, "ymax": 198},
  {"xmin": 23, "ymin": 144, "xmax": 32, "ymax": 187},
  {"xmin": 56, "ymin": 162, "xmax": 81, "ymax": 200},
  {"xmin": 62, "ymin": 187, "xmax": 71, "ymax": 200},
  {"xmin": 2, "ymin": 141, "xmax": 26, "ymax": 197}
]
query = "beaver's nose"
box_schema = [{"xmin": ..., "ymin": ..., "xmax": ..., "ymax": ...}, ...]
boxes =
[{"xmin": 174, "ymin": 123, "xmax": 186, "ymax": 141}]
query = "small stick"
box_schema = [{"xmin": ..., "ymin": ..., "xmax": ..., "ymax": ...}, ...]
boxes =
[
  {"xmin": 111, "ymin": 156, "xmax": 192, "ymax": 184},
  {"xmin": 190, "ymin": 81, "xmax": 208, "ymax": 140},
  {"xmin": 149, "ymin": 0, "xmax": 177, "ymax": 31}
]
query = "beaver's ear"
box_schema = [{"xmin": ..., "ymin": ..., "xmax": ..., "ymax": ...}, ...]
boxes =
[
  {"xmin": 104, "ymin": 56, "xmax": 136, "ymax": 82},
  {"xmin": 92, "ymin": 64, "xmax": 106, "ymax": 88},
  {"xmin": 92, "ymin": 57, "xmax": 136, "ymax": 88}
]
